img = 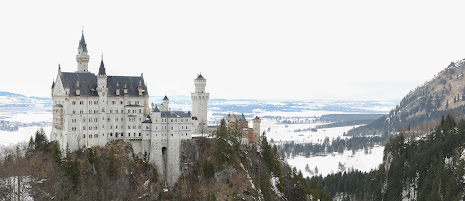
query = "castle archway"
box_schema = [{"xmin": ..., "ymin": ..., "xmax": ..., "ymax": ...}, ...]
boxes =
[{"xmin": 162, "ymin": 147, "xmax": 168, "ymax": 184}]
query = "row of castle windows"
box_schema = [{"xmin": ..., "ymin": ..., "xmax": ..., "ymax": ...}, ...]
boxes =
[
  {"xmin": 76, "ymin": 132, "xmax": 189, "ymax": 139},
  {"xmin": 72, "ymin": 109, "xmax": 143, "ymax": 114},
  {"xmin": 71, "ymin": 100, "xmax": 141, "ymax": 106}
]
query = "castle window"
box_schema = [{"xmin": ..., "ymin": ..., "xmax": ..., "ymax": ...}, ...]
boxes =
[
  {"xmin": 139, "ymin": 109, "xmax": 142, "ymax": 113},
  {"xmin": 112, "ymin": 101, "xmax": 116, "ymax": 105},
  {"xmin": 89, "ymin": 134, "xmax": 92, "ymax": 138},
  {"xmin": 129, "ymin": 133, "xmax": 131, "ymax": 136},
  {"xmin": 83, "ymin": 126, "xmax": 86, "ymax": 130},
  {"xmin": 121, "ymin": 110, "xmax": 123, "ymax": 113},
  {"xmin": 139, "ymin": 133, "xmax": 141, "ymax": 136},
  {"xmin": 110, "ymin": 110, "xmax": 112, "ymax": 113},
  {"xmin": 94, "ymin": 126, "xmax": 97, "ymax": 130},
  {"xmin": 120, "ymin": 101, "xmax": 123, "ymax": 104},
  {"xmin": 171, "ymin": 119, "xmax": 173, "ymax": 122},
  {"xmin": 110, "ymin": 133, "xmax": 113, "ymax": 137},
  {"xmin": 89, "ymin": 127, "xmax": 92, "ymax": 130},
  {"xmin": 73, "ymin": 110, "xmax": 76, "ymax": 114},
  {"xmin": 102, "ymin": 125, "xmax": 104, "ymax": 129},
  {"xmin": 128, "ymin": 109, "xmax": 130, "ymax": 113},
  {"xmin": 116, "ymin": 110, "xmax": 118, "ymax": 113},
  {"xmin": 116, "ymin": 126, "xmax": 118, "ymax": 129},
  {"xmin": 171, "ymin": 134, "xmax": 173, "ymax": 136},
  {"xmin": 83, "ymin": 134, "xmax": 86, "ymax": 138},
  {"xmin": 116, "ymin": 118, "xmax": 118, "ymax": 122},
  {"xmin": 72, "ymin": 101, "xmax": 76, "ymax": 105},
  {"xmin": 128, "ymin": 126, "xmax": 130, "ymax": 129},
  {"xmin": 94, "ymin": 134, "xmax": 98, "ymax": 138},
  {"xmin": 80, "ymin": 110, "xmax": 83, "ymax": 114},
  {"xmin": 133, "ymin": 125, "xmax": 136, "ymax": 129}
]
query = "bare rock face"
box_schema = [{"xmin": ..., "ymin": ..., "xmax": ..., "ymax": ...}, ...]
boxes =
[
  {"xmin": 180, "ymin": 139, "xmax": 199, "ymax": 177},
  {"xmin": 215, "ymin": 165, "xmax": 237, "ymax": 186}
]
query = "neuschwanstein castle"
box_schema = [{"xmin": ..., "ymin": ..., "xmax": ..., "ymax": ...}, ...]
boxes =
[{"xmin": 50, "ymin": 32, "xmax": 209, "ymax": 186}]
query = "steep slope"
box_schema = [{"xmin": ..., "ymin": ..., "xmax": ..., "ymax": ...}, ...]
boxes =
[
  {"xmin": 348, "ymin": 59, "xmax": 465, "ymax": 136},
  {"xmin": 312, "ymin": 115, "xmax": 465, "ymax": 200}
]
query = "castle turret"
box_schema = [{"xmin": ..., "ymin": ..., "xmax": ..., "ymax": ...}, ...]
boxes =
[
  {"xmin": 76, "ymin": 31, "xmax": 90, "ymax": 72},
  {"xmin": 191, "ymin": 73, "xmax": 209, "ymax": 132},
  {"xmin": 162, "ymin": 95, "xmax": 169, "ymax": 110},
  {"xmin": 253, "ymin": 116, "xmax": 261, "ymax": 146},
  {"xmin": 97, "ymin": 57, "xmax": 108, "ymax": 146}
]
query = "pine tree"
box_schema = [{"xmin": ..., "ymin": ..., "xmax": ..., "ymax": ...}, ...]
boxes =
[{"xmin": 26, "ymin": 136, "xmax": 35, "ymax": 156}]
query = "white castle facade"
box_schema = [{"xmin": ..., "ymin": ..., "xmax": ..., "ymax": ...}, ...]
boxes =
[{"xmin": 50, "ymin": 32, "xmax": 208, "ymax": 186}]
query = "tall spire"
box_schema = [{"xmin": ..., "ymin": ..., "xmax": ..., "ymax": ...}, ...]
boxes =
[
  {"xmin": 78, "ymin": 30, "xmax": 88, "ymax": 52},
  {"xmin": 98, "ymin": 54, "xmax": 106, "ymax": 76}
]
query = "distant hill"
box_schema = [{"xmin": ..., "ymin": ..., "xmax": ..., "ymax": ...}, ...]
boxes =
[
  {"xmin": 347, "ymin": 59, "xmax": 465, "ymax": 136},
  {"xmin": 0, "ymin": 91, "xmax": 51, "ymax": 108}
]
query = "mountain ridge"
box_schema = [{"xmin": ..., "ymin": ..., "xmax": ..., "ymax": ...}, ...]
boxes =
[{"xmin": 347, "ymin": 59, "xmax": 465, "ymax": 136}]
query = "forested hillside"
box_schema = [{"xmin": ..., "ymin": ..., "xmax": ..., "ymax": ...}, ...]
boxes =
[
  {"xmin": 312, "ymin": 115, "xmax": 465, "ymax": 200},
  {"xmin": 348, "ymin": 59, "xmax": 465, "ymax": 136},
  {"xmin": 0, "ymin": 121, "xmax": 330, "ymax": 200}
]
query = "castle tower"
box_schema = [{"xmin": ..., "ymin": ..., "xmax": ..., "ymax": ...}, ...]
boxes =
[
  {"xmin": 253, "ymin": 116, "xmax": 261, "ymax": 146},
  {"xmin": 97, "ymin": 57, "xmax": 108, "ymax": 146},
  {"xmin": 76, "ymin": 31, "xmax": 90, "ymax": 72},
  {"xmin": 191, "ymin": 73, "xmax": 209, "ymax": 132},
  {"xmin": 162, "ymin": 95, "xmax": 169, "ymax": 110}
]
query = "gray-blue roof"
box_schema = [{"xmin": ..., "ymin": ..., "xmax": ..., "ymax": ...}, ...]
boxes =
[
  {"xmin": 59, "ymin": 72, "xmax": 148, "ymax": 97},
  {"xmin": 161, "ymin": 111, "xmax": 191, "ymax": 118}
]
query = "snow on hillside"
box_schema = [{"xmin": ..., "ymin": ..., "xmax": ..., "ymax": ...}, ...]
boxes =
[{"xmin": 0, "ymin": 92, "xmax": 51, "ymax": 108}]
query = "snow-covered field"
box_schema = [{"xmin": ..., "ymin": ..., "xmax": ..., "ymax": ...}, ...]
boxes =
[
  {"xmin": 286, "ymin": 146, "xmax": 384, "ymax": 178},
  {"xmin": 0, "ymin": 110, "xmax": 52, "ymax": 123},
  {"xmin": 262, "ymin": 119, "xmax": 354, "ymax": 144},
  {"xmin": 260, "ymin": 119, "xmax": 385, "ymax": 178},
  {"xmin": 0, "ymin": 126, "xmax": 51, "ymax": 146}
]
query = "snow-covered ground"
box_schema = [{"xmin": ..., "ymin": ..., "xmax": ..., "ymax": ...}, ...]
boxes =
[
  {"xmin": 0, "ymin": 126, "xmax": 51, "ymax": 146},
  {"xmin": 262, "ymin": 119, "xmax": 354, "ymax": 144},
  {"xmin": 286, "ymin": 146, "xmax": 384, "ymax": 178},
  {"xmin": 261, "ymin": 119, "xmax": 385, "ymax": 178},
  {"xmin": 0, "ymin": 110, "xmax": 52, "ymax": 123}
]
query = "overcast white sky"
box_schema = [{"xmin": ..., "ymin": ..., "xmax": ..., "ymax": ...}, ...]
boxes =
[{"xmin": 1, "ymin": 1, "xmax": 465, "ymax": 101}]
